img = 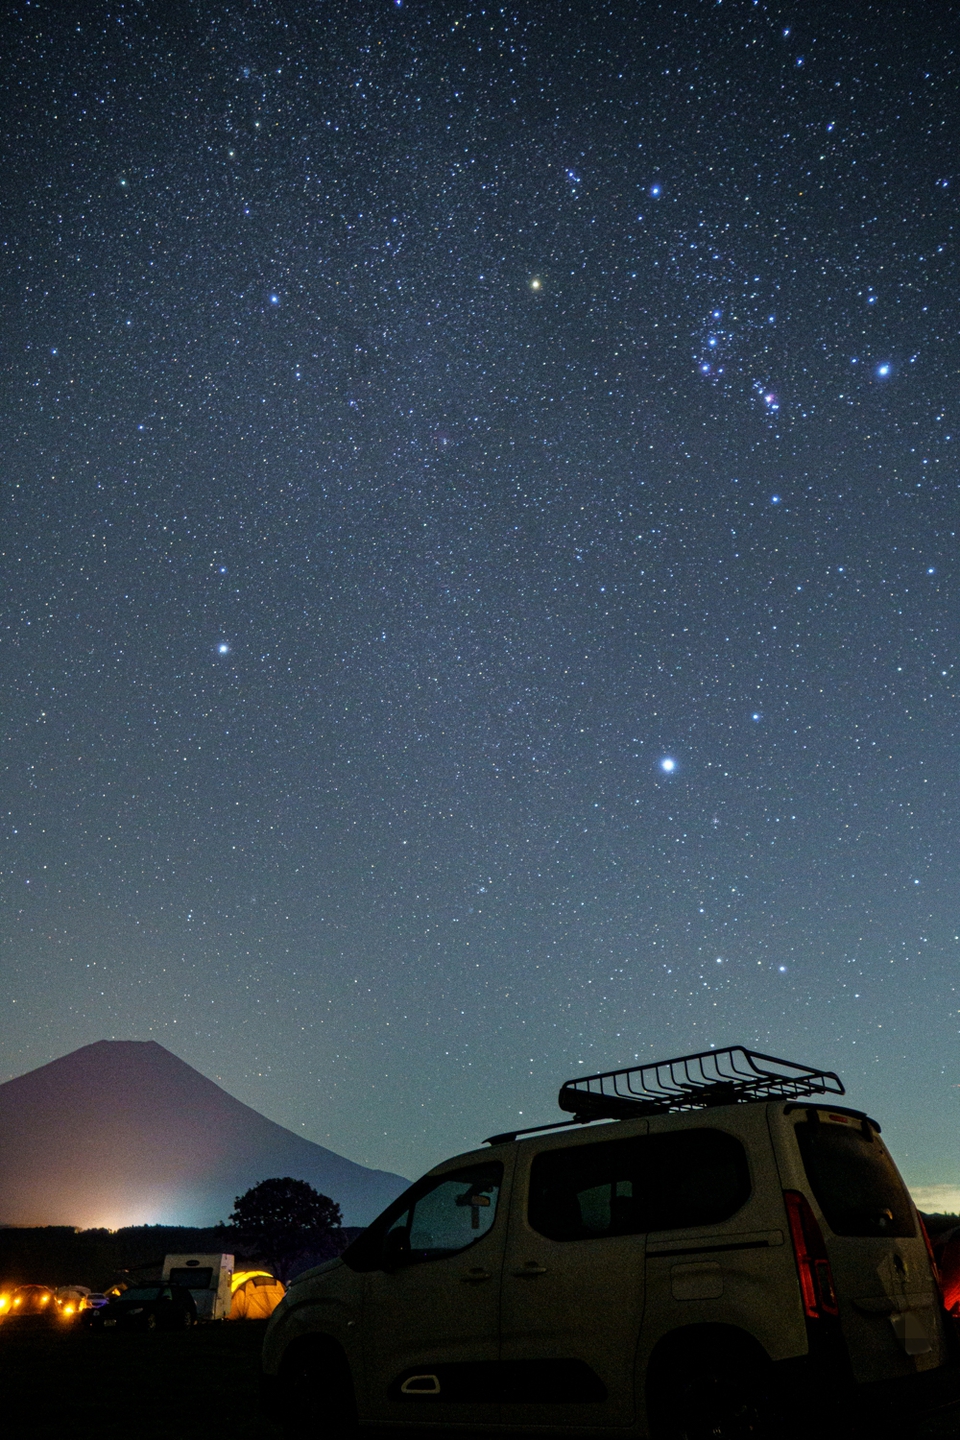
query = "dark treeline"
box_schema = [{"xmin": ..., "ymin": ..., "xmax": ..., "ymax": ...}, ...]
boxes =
[
  {"xmin": 4, "ymin": 1217, "xmax": 952, "ymax": 1293},
  {"xmin": 925, "ymin": 1214, "xmax": 960, "ymax": 1237},
  {"xmin": 0, "ymin": 1224, "xmax": 364, "ymax": 1291},
  {"xmin": 0, "ymin": 1225, "xmax": 232, "ymax": 1290}
]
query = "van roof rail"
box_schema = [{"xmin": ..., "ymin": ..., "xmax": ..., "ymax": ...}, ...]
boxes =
[{"xmin": 558, "ymin": 1046, "xmax": 844, "ymax": 1121}]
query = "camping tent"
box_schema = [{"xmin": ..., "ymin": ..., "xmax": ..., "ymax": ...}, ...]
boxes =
[{"xmin": 228, "ymin": 1270, "xmax": 285, "ymax": 1320}]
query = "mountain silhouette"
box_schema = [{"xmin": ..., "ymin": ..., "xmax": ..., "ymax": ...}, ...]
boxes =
[{"xmin": 0, "ymin": 1040, "xmax": 407, "ymax": 1228}]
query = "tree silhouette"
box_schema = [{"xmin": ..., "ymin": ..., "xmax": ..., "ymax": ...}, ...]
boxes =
[{"xmin": 229, "ymin": 1177, "xmax": 342, "ymax": 1280}]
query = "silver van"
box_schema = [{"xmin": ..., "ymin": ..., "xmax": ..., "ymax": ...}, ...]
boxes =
[{"xmin": 262, "ymin": 1047, "xmax": 957, "ymax": 1438}]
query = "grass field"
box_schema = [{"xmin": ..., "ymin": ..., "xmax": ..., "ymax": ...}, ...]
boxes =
[
  {"xmin": 2, "ymin": 1316, "xmax": 960, "ymax": 1439},
  {"xmin": 0, "ymin": 1318, "xmax": 281, "ymax": 1438}
]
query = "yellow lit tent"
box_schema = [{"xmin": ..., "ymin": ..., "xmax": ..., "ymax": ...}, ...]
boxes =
[{"xmin": 228, "ymin": 1270, "xmax": 285, "ymax": 1320}]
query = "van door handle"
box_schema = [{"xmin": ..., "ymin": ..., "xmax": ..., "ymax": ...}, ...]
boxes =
[
  {"xmin": 460, "ymin": 1267, "xmax": 492, "ymax": 1283},
  {"xmin": 512, "ymin": 1262, "xmax": 548, "ymax": 1277}
]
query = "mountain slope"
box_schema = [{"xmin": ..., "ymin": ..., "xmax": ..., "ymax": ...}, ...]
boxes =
[{"xmin": 0, "ymin": 1040, "xmax": 407, "ymax": 1228}]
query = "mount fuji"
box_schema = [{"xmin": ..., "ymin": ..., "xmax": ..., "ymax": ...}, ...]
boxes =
[{"xmin": 0, "ymin": 1040, "xmax": 407, "ymax": 1228}]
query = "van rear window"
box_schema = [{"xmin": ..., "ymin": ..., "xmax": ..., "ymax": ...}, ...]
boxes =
[
  {"xmin": 794, "ymin": 1119, "xmax": 915, "ymax": 1238},
  {"xmin": 168, "ymin": 1267, "xmax": 213, "ymax": 1289},
  {"xmin": 528, "ymin": 1129, "xmax": 750, "ymax": 1241}
]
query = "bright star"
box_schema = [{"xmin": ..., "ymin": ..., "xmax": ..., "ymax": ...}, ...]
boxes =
[
  {"xmin": 218, "ymin": 643, "xmax": 230, "ymax": 654},
  {"xmin": 269, "ymin": 294, "xmax": 280, "ymax": 306},
  {"xmin": 876, "ymin": 363, "xmax": 891, "ymax": 377},
  {"xmin": 529, "ymin": 277, "xmax": 542, "ymax": 291},
  {"xmin": 660, "ymin": 757, "xmax": 677, "ymax": 773},
  {"xmin": 650, "ymin": 184, "xmax": 661, "ymax": 197}
]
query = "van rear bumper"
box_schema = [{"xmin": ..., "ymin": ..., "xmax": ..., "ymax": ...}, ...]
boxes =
[{"xmin": 773, "ymin": 1350, "xmax": 960, "ymax": 1433}]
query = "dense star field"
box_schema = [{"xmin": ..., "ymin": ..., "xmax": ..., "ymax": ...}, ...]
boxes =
[{"xmin": 2, "ymin": 0, "xmax": 958, "ymax": 1202}]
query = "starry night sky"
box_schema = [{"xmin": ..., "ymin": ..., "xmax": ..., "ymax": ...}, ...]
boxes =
[{"xmin": 2, "ymin": 0, "xmax": 958, "ymax": 1205}]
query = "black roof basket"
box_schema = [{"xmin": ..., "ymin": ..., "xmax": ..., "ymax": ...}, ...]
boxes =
[{"xmin": 558, "ymin": 1046, "xmax": 844, "ymax": 1121}]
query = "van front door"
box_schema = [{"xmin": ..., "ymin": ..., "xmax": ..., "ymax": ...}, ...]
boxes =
[
  {"xmin": 362, "ymin": 1159, "xmax": 508, "ymax": 1426},
  {"xmin": 499, "ymin": 1124, "xmax": 649, "ymax": 1427}
]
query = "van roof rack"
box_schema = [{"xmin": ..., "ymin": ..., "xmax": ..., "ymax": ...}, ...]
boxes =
[{"xmin": 558, "ymin": 1046, "xmax": 844, "ymax": 1121}]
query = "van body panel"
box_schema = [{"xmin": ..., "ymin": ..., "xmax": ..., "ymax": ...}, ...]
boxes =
[
  {"xmin": 359, "ymin": 1147, "xmax": 515, "ymax": 1426},
  {"xmin": 828, "ymin": 1236, "xmax": 947, "ymax": 1382},
  {"xmin": 263, "ymin": 1088, "xmax": 958, "ymax": 1435},
  {"xmin": 637, "ymin": 1104, "xmax": 808, "ymax": 1382},
  {"xmin": 499, "ymin": 1120, "xmax": 649, "ymax": 1427},
  {"xmin": 768, "ymin": 1105, "xmax": 947, "ymax": 1384}
]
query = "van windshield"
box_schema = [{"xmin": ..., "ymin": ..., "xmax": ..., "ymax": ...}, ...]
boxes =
[{"xmin": 794, "ymin": 1118, "xmax": 915, "ymax": 1238}]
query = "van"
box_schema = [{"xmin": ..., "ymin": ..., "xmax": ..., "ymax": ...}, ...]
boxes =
[
  {"xmin": 261, "ymin": 1047, "xmax": 957, "ymax": 1437},
  {"xmin": 162, "ymin": 1253, "xmax": 234, "ymax": 1321}
]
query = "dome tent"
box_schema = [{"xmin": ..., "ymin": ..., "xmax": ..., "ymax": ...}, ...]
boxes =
[{"xmin": 228, "ymin": 1270, "xmax": 285, "ymax": 1320}]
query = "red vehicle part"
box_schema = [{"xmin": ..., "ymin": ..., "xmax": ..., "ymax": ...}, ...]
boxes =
[{"xmin": 784, "ymin": 1188, "xmax": 839, "ymax": 1320}]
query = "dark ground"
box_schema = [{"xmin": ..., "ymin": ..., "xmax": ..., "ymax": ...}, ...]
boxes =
[
  {"xmin": 1, "ymin": 1318, "xmax": 959, "ymax": 1439},
  {"xmin": 0, "ymin": 1318, "xmax": 281, "ymax": 1438}
]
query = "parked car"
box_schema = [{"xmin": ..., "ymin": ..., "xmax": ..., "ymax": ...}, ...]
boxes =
[
  {"xmin": 262, "ymin": 1046, "xmax": 959, "ymax": 1439},
  {"xmin": 933, "ymin": 1224, "xmax": 960, "ymax": 1316},
  {"xmin": 87, "ymin": 1283, "xmax": 197, "ymax": 1332},
  {"xmin": 56, "ymin": 1285, "xmax": 91, "ymax": 1320}
]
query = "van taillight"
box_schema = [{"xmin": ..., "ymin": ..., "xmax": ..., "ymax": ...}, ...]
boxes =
[{"xmin": 784, "ymin": 1189, "xmax": 840, "ymax": 1319}]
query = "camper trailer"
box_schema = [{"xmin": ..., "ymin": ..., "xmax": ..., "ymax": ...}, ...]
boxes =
[{"xmin": 161, "ymin": 1253, "xmax": 233, "ymax": 1321}]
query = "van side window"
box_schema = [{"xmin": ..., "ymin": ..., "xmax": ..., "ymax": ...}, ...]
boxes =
[
  {"xmin": 794, "ymin": 1120, "xmax": 915, "ymax": 1238},
  {"xmin": 343, "ymin": 1163, "xmax": 504, "ymax": 1271},
  {"xmin": 528, "ymin": 1130, "xmax": 750, "ymax": 1241},
  {"xmin": 377, "ymin": 1164, "xmax": 505, "ymax": 1268}
]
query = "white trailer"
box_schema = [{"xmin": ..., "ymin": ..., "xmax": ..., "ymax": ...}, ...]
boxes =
[{"xmin": 162, "ymin": 1253, "xmax": 234, "ymax": 1321}]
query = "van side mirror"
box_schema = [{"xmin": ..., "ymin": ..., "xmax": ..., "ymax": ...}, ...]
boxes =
[{"xmin": 381, "ymin": 1226, "xmax": 410, "ymax": 1272}]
